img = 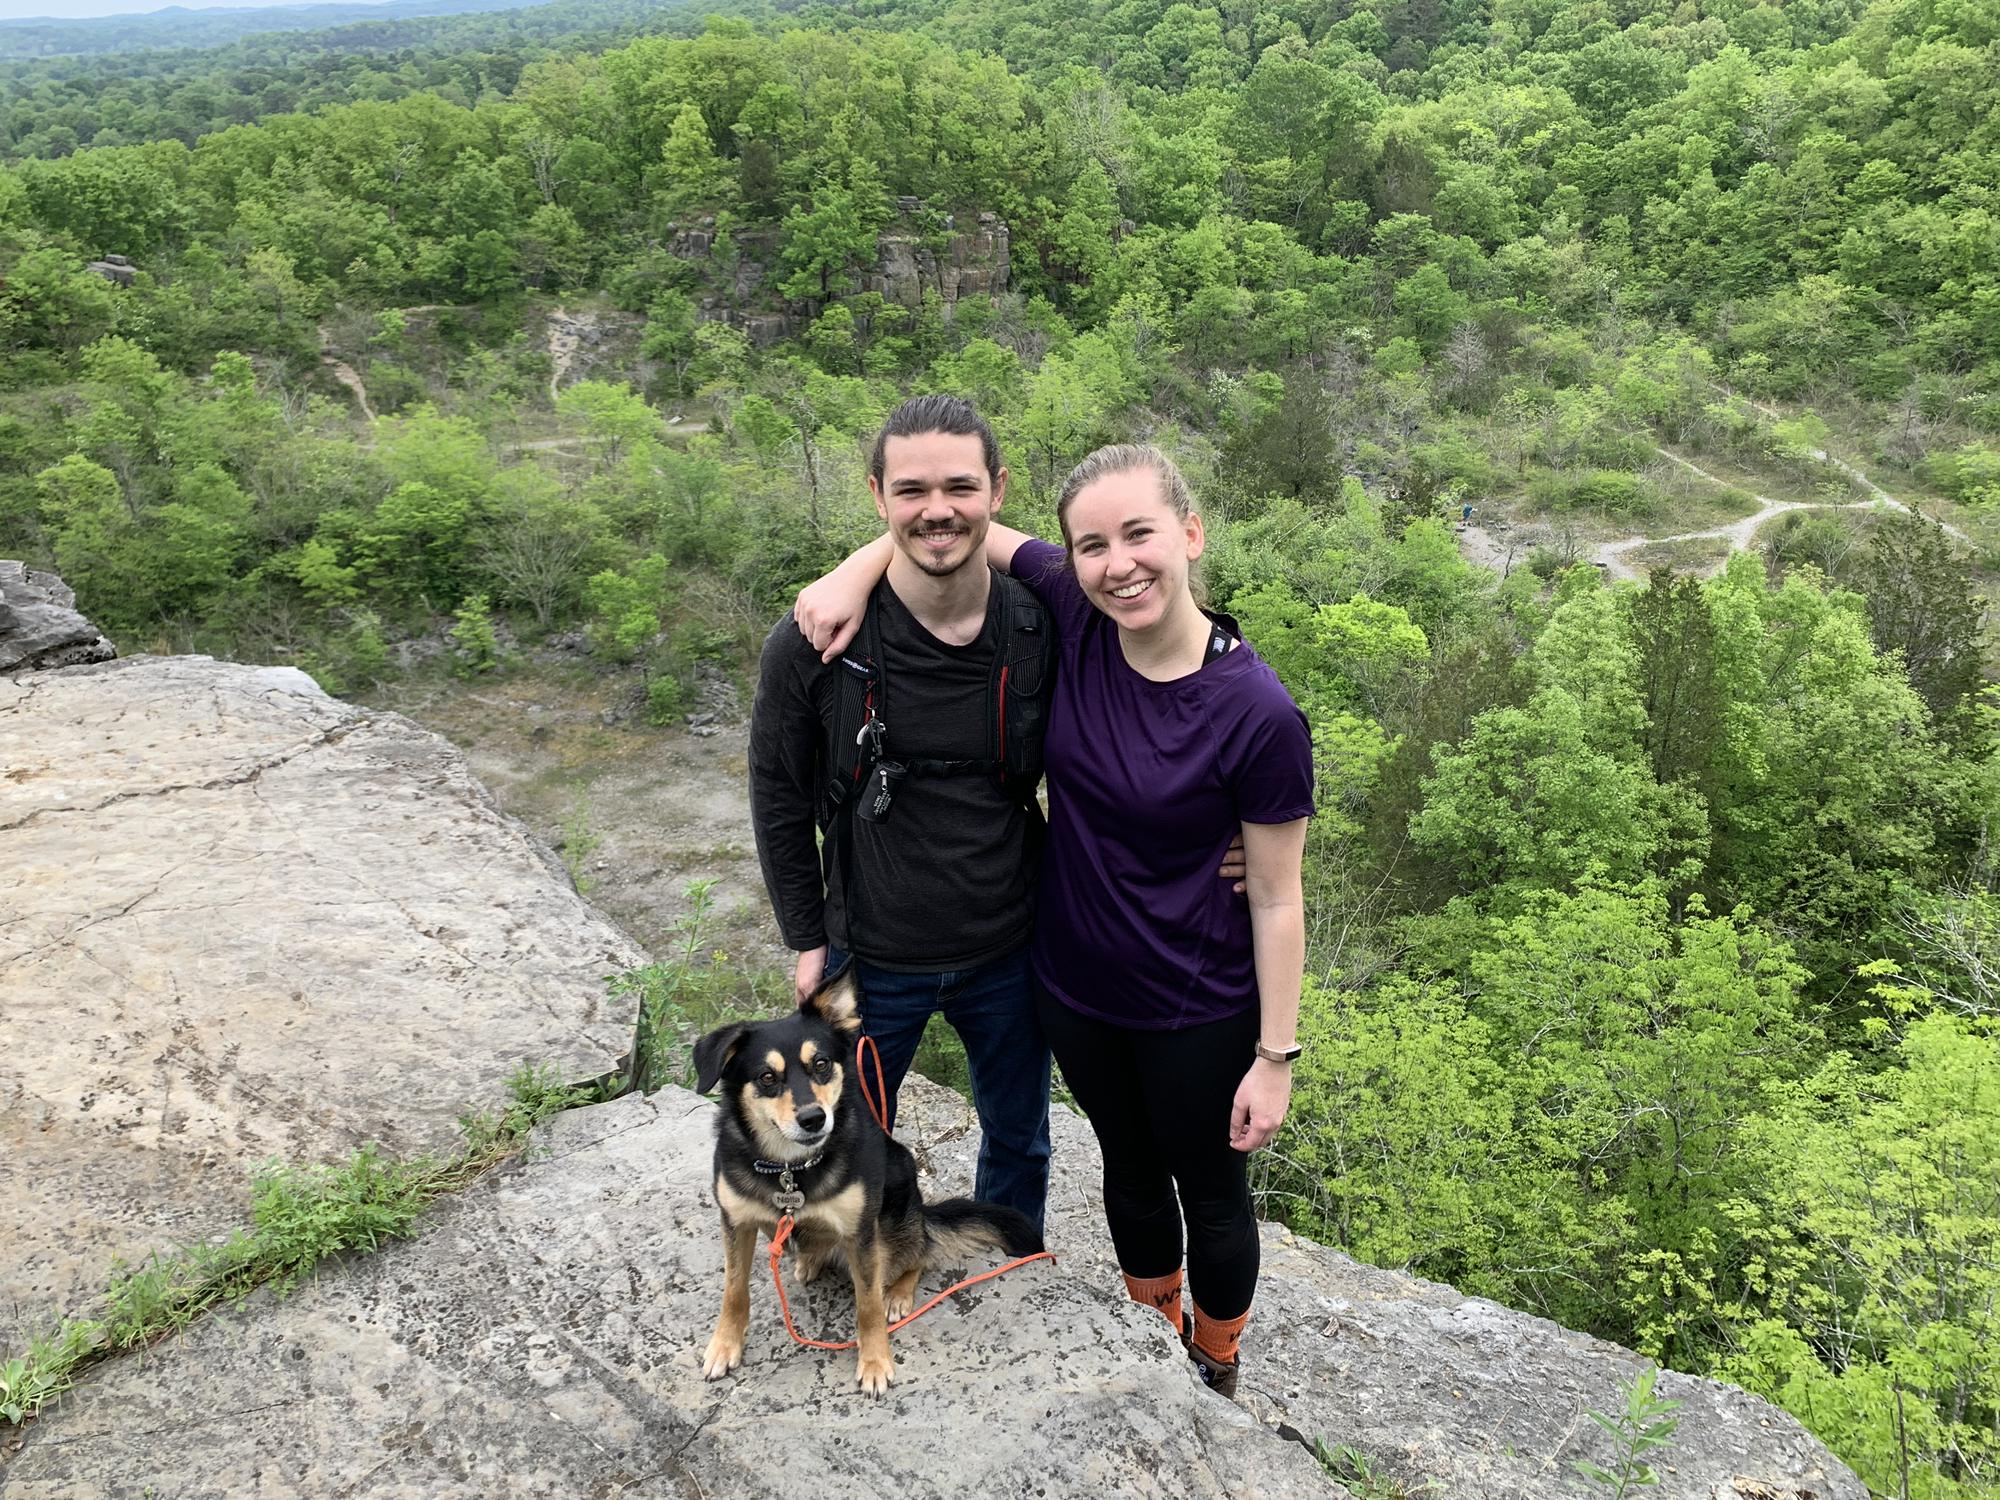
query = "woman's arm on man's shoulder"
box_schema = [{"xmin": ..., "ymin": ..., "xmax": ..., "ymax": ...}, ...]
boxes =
[
  {"xmin": 985, "ymin": 520, "xmax": 1034, "ymax": 575},
  {"xmin": 794, "ymin": 520, "xmax": 1045, "ymax": 662},
  {"xmin": 794, "ymin": 532, "xmax": 893, "ymax": 662}
]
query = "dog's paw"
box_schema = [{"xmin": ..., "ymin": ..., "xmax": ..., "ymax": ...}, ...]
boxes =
[
  {"xmin": 701, "ymin": 1330, "xmax": 744, "ymax": 1381},
  {"xmin": 885, "ymin": 1285, "xmax": 916, "ymax": 1322},
  {"xmin": 855, "ymin": 1352, "xmax": 895, "ymax": 1397}
]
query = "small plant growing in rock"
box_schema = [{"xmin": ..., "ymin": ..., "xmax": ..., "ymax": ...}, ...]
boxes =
[
  {"xmin": 1, "ymin": 1061, "xmax": 607, "ymax": 1431},
  {"xmin": 616, "ymin": 879, "xmax": 719, "ymax": 1093},
  {"xmin": 559, "ymin": 788, "xmax": 602, "ymax": 893},
  {"xmin": 1574, "ymin": 1366, "xmax": 1683, "ymax": 1497},
  {"xmin": 1313, "ymin": 1440, "xmax": 1441, "ymax": 1498},
  {"xmin": 2, "ymin": 1348, "xmax": 73, "ymax": 1426}
]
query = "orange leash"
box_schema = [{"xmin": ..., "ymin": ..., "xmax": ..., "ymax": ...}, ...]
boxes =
[
  {"xmin": 856, "ymin": 1033, "xmax": 889, "ymax": 1134},
  {"xmin": 764, "ymin": 1033, "xmax": 1055, "ymax": 1352},
  {"xmin": 766, "ymin": 1212, "xmax": 1055, "ymax": 1351}
]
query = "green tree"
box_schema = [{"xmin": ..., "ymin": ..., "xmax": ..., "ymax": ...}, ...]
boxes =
[
  {"xmin": 556, "ymin": 379, "xmax": 661, "ymax": 473},
  {"xmin": 0, "ymin": 247, "xmax": 118, "ymax": 354},
  {"xmin": 583, "ymin": 553, "xmax": 671, "ymax": 662},
  {"xmin": 656, "ymin": 101, "xmax": 735, "ymax": 224},
  {"xmin": 519, "ymin": 203, "xmax": 588, "ymax": 291},
  {"xmin": 1861, "ymin": 510, "xmax": 1983, "ymax": 723},
  {"xmin": 1723, "ymin": 1018, "xmax": 2000, "ymax": 1499},
  {"xmin": 779, "ymin": 165, "xmax": 889, "ymax": 304},
  {"xmin": 1411, "ymin": 686, "xmax": 1697, "ymax": 894},
  {"xmin": 642, "ymin": 292, "xmax": 700, "ymax": 395}
]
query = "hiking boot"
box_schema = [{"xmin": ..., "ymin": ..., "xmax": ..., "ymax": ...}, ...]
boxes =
[
  {"xmin": 1190, "ymin": 1347, "xmax": 1240, "ymax": 1400},
  {"xmin": 1182, "ymin": 1314, "xmax": 1240, "ymax": 1399}
]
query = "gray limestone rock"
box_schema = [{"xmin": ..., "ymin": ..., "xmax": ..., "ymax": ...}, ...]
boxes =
[
  {"xmin": 0, "ymin": 561, "xmax": 116, "ymax": 673},
  {"xmin": 4, "ymin": 1073, "xmax": 1866, "ymax": 1499},
  {"xmin": 0, "ymin": 656, "xmax": 642, "ymax": 1347},
  {"xmin": 2, "ymin": 1085, "xmax": 1333, "ymax": 1499}
]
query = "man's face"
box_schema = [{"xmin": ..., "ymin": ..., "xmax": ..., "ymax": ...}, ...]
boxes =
[{"xmin": 869, "ymin": 430, "xmax": 1005, "ymax": 579}]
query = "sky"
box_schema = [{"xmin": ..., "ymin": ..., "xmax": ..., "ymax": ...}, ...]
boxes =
[{"xmin": 0, "ymin": 0, "xmax": 399, "ymax": 20}]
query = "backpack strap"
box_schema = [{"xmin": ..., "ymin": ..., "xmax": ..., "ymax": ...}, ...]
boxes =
[
  {"xmin": 825, "ymin": 584, "xmax": 888, "ymax": 811},
  {"xmin": 820, "ymin": 589, "xmax": 887, "ymax": 954},
  {"xmin": 991, "ymin": 576, "xmax": 1053, "ymax": 807}
]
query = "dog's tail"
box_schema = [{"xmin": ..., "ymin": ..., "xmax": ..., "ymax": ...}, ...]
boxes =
[{"xmin": 921, "ymin": 1198, "xmax": 1044, "ymax": 1264}]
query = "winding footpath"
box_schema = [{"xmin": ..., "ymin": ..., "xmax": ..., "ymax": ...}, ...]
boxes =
[{"xmin": 1462, "ymin": 440, "xmax": 1970, "ymax": 582}]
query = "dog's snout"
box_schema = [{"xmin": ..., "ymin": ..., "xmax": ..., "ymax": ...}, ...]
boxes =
[{"xmin": 796, "ymin": 1103, "xmax": 826, "ymax": 1132}]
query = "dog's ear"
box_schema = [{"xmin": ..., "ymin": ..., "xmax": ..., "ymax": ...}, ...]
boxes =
[
  {"xmin": 692, "ymin": 1021, "xmax": 752, "ymax": 1095},
  {"xmin": 802, "ymin": 965, "xmax": 863, "ymax": 1035}
]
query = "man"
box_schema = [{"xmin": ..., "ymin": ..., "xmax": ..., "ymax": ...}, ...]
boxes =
[{"xmin": 749, "ymin": 395, "xmax": 1056, "ymax": 1227}]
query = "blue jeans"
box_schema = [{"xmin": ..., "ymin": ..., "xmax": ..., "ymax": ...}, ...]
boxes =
[{"xmin": 827, "ymin": 945, "xmax": 1052, "ymax": 1231}]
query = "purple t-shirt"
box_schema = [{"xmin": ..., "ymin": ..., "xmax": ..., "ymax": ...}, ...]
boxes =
[{"xmin": 1014, "ymin": 539, "xmax": 1314, "ymax": 1030}]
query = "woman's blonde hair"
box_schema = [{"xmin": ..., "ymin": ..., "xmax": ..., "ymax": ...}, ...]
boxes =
[
  {"xmin": 1056, "ymin": 444, "xmax": 1193, "ymax": 542},
  {"xmin": 1055, "ymin": 443, "xmax": 1207, "ymax": 605}
]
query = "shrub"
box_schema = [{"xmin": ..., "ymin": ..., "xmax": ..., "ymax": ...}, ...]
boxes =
[
  {"xmin": 449, "ymin": 593, "xmax": 499, "ymax": 676},
  {"xmin": 1923, "ymin": 444, "xmax": 2000, "ymax": 509},
  {"xmin": 1528, "ymin": 469, "xmax": 1649, "ymax": 514},
  {"xmin": 645, "ymin": 674, "xmax": 688, "ymax": 726}
]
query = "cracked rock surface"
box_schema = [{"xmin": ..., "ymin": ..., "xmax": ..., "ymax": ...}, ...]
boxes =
[
  {"xmin": 0, "ymin": 656, "xmax": 642, "ymax": 1344},
  {"xmin": 8, "ymin": 1075, "xmax": 1864, "ymax": 1499}
]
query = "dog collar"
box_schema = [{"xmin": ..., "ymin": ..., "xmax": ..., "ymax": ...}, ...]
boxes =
[{"xmin": 751, "ymin": 1150, "xmax": 824, "ymax": 1175}]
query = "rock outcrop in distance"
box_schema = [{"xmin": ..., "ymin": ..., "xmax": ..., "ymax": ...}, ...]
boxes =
[
  {"xmin": 669, "ymin": 200, "xmax": 1012, "ymax": 347},
  {"xmin": 0, "ymin": 643, "xmax": 1864, "ymax": 1500}
]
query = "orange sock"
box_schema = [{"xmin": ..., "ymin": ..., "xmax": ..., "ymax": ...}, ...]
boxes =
[
  {"xmin": 1190, "ymin": 1303, "xmax": 1249, "ymax": 1366},
  {"xmin": 1121, "ymin": 1268, "xmax": 1183, "ymax": 1332}
]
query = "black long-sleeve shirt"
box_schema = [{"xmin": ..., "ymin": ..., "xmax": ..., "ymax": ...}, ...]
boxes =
[{"xmin": 748, "ymin": 577, "xmax": 1038, "ymax": 973}]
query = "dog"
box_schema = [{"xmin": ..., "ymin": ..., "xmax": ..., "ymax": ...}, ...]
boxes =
[{"xmin": 692, "ymin": 966, "xmax": 1043, "ymax": 1395}]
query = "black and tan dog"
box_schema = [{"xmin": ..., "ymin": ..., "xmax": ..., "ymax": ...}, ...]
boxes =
[{"xmin": 693, "ymin": 967, "xmax": 1043, "ymax": 1395}]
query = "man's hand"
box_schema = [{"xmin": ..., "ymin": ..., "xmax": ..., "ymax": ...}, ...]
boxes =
[
  {"xmin": 1218, "ymin": 834, "xmax": 1247, "ymax": 894},
  {"xmin": 794, "ymin": 944, "xmax": 829, "ymax": 1004},
  {"xmin": 1229, "ymin": 1057, "xmax": 1292, "ymax": 1153}
]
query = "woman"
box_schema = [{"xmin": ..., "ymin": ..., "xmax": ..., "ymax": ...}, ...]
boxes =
[{"xmin": 799, "ymin": 443, "xmax": 1311, "ymax": 1397}]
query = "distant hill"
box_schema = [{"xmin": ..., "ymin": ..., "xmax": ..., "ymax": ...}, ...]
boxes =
[{"xmin": 0, "ymin": 0, "xmax": 551, "ymax": 59}]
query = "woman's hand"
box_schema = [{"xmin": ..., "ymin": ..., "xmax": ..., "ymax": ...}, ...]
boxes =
[
  {"xmin": 1229, "ymin": 1057, "xmax": 1292, "ymax": 1152},
  {"xmin": 796, "ymin": 536, "xmax": 894, "ymax": 661},
  {"xmin": 795, "ymin": 571, "xmax": 871, "ymax": 662}
]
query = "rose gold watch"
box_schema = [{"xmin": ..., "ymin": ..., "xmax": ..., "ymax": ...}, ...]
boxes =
[{"xmin": 1254, "ymin": 1041, "xmax": 1302, "ymax": 1064}]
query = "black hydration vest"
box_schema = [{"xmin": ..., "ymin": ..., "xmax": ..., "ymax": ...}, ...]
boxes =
[{"xmin": 820, "ymin": 576, "xmax": 1054, "ymax": 937}]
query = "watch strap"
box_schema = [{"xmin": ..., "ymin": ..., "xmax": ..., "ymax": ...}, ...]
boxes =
[{"xmin": 1254, "ymin": 1040, "xmax": 1302, "ymax": 1064}]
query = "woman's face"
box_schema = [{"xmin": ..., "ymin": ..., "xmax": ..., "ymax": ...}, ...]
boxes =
[{"xmin": 1065, "ymin": 468, "xmax": 1205, "ymax": 633}]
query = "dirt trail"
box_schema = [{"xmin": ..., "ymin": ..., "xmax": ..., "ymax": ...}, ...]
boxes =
[
  {"xmin": 546, "ymin": 308, "xmax": 599, "ymax": 404},
  {"xmin": 1461, "ymin": 442, "xmax": 1969, "ymax": 583},
  {"xmin": 318, "ymin": 326, "xmax": 376, "ymax": 424}
]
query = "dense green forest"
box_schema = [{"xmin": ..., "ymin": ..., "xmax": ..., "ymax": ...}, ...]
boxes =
[
  {"xmin": 1, "ymin": 0, "xmax": 1996, "ymax": 1491},
  {"xmin": 0, "ymin": 0, "xmax": 547, "ymax": 64}
]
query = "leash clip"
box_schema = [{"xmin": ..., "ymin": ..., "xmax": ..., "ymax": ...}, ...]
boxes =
[{"xmin": 773, "ymin": 1166, "xmax": 805, "ymax": 1213}]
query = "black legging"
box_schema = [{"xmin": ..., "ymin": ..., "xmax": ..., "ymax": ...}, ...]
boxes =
[{"xmin": 1034, "ymin": 979, "xmax": 1261, "ymax": 1320}]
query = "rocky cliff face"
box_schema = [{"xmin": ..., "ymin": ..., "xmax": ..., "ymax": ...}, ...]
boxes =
[
  {"xmin": 671, "ymin": 202, "xmax": 1012, "ymax": 347},
  {"xmin": 0, "ymin": 649, "xmax": 1864, "ymax": 1500}
]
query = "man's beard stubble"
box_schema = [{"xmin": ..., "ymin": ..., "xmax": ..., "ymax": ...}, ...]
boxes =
[{"xmin": 907, "ymin": 525, "xmax": 978, "ymax": 577}]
